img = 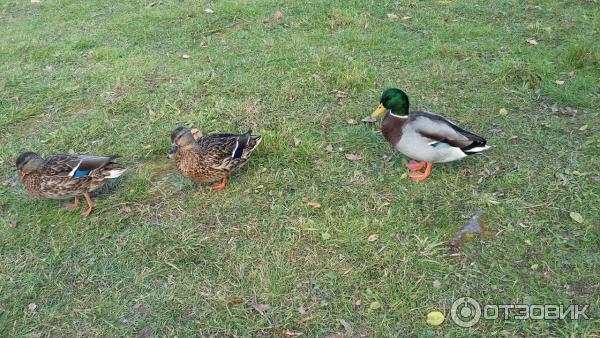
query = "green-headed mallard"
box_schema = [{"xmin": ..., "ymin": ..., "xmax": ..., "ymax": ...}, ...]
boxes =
[
  {"xmin": 15, "ymin": 152, "xmax": 127, "ymax": 217},
  {"xmin": 167, "ymin": 127, "xmax": 262, "ymax": 191},
  {"xmin": 371, "ymin": 88, "xmax": 490, "ymax": 181}
]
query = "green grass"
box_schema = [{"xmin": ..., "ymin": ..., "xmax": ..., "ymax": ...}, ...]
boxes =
[{"xmin": 1, "ymin": 0, "xmax": 599, "ymax": 336}]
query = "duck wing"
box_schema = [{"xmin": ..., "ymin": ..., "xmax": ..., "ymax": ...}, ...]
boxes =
[
  {"xmin": 44, "ymin": 155, "xmax": 119, "ymax": 177},
  {"xmin": 409, "ymin": 111, "xmax": 487, "ymax": 151}
]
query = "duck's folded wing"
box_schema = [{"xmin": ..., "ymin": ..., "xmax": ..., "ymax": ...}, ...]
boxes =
[
  {"xmin": 410, "ymin": 111, "xmax": 485, "ymax": 147},
  {"xmin": 44, "ymin": 155, "xmax": 116, "ymax": 177}
]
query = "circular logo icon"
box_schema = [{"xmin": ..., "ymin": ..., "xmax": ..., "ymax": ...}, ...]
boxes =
[{"xmin": 451, "ymin": 297, "xmax": 481, "ymax": 327}]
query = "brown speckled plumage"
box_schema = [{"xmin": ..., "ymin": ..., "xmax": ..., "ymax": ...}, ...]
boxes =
[
  {"xmin": 169, "ymin": 127, "xmax": 261, "ymax": 188},
  {"xmin": 16, "ymin": 152, "xmax": 127, "ymax": 217}
]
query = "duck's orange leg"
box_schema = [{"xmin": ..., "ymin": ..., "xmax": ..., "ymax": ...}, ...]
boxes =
[
  {"xmin": 212, "ymin": 177, "xmax": 228, "ymax": 191},
  {"xmin": 80, "ymin": 193, "xmax": 94, "ymax": 218},
  {"xmin": 408, "ymin": 161, "xmax": 433, "ymax": 182},
  {"xmin": 406, "ymin": 160, "xmax": 426, "ymax": 171},
  {"xmin": 64, "ymin": 196, "xmax": 80, "ymax": 210}
]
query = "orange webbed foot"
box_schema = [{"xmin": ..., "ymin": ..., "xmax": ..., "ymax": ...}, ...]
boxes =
[
  {"xmin": 408, "ymin": 162, "xmax": 433, "ymax": 182},
  {"xmin": 406, "ymin": 160, "xmax": 426, "ymax": 171},
  {"xmin": 64, "ymin": 197, "xmax": 80, "ymax": 210},
  {"xmin": 80, "ymin": 193, "xmax": 94, "ymax": 218},
  {"xmin": 211, "ymin": 177, "xmax": 228, "ymax": 191}
]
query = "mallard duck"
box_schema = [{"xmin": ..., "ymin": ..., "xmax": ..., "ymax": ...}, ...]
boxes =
[
  {"xmin": 15, "ymin": 152, "xmax": 127, "ymax": 217},
  {"xmin": 167, "ymin": 127, "xmax": 262, "ymax": 191},
  {"xmin": 371, "ymin": 88, "xmax": 490, "ymax": 182}
]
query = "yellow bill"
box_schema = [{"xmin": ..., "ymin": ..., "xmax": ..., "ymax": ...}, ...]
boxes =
[{"xmin": 371, "ymin": 103, "xmax": 386, "ymax": 118}]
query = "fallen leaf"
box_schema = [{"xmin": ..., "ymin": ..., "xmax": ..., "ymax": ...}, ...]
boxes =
[
  {"xmin": 145, "ymin": 1, "xmax": 162, "ymax": 8},
  {"xmin": 9, "ymin": 220, "xmax": 17, "ymax": 229},
  {"xmin": 273, "ymin": 10, "xmax": 284, "ymax": 21},
  {"xmin": 555, "ymin": 80, "xmax": 565, "ymax": 85},
  {"xmin": 307, "ymin": 202, "xmax": 321, "ymax": 209},
  {"xmin": 450, "ymin": 210, "xmax": 485, "ymax": 247},
  {"xmin": 361, "ymin": 116, "xmax": 376, "ymax": 123},
  {"xmin": 293, "ymin": 138, "xmax": 301, "ymax": 147},
  {"xmin": 386, "ymin": 13, "xmax": 398, "ymax": 20},
  {"xmin": 567, "ymin": 70, "xmax": 575, "ymax": 78},
  {"xmin": 572, "ymin": 170, "xmax": 582, "ymax": 176},
  {"xmin": 336, "ymin": 91, "xmax": 348, "ymax": 98},
  {"xmin": 199, "ymin": 41, "xmax": 208, "ymax": 48},
  {"xmin": 282, "ymin": 329, "xmax": 303, "ymax": 336},
  {"xmin": 499, "ymin": 108, "xmax": 508, "ymax": 116},
  {"xmin": 402, "ymin": 16, "xmax": 412, "ymax": 20},
  {"xmin": 432, "ymin": 279, "xmax": 441, "ymax": 288},
  {"xmin": 426, "ymin": 311, "xmax": 445, "ymax": 326},
  {"xmin": 526, "ymin": 38, "xmax": 538, "ymax": 45},
  {"xmin": 182, "ymin": 54, "xmax": 190, "ymax": 59},
  {"xmin": 30, "ymin": 0, "xmax": 40, "ymax": 3},
  {"xmin": 569, "ymin": 211, "xmax": 583, "ymax": 223},
  {"xmin": 298, "ymin": 315, "xmax": 314, "ymax": 324},
  {"xmin": 345, "ymin": 153, "xmax": 362, "ymax": 161},
  {"xmin": 353, "ymin": 299, "xmax": 362, "ymax": 306},
  {"xmin": 524, "ymin": 239, "xmax": 532, "ymax": 245},
  {"xmin": 321, "ymin": 233, "xmax": 331, "ymax": 240},
  {"xmin": 298, "ymin": 305, "xmax": 306, "ymax": 314},
  {"xmin": 369, "ymin": 301, "xmax": 381, "ymax": 310},
  {"xmin": 367, "ymin": 234, "xmax": 379, "ymax": 242},
  {"xmin": 256, "ymin": 303, "xmax": 270, "ymax": 312},
  {"xmin": 227, "ymin": 298, "xmax": 243, "ymax": 306},
  {"xmin": 339, "ymin": 319, "xmax": 351, "ymax": 332},
  {"xmin": 28, "ymin": 303, "xmax": 37, "ymax": 312},
  {"xmin": 325, "ymin": 144, "xmax": 334, "ymax": 153},
  {"xmin": 204, "ymin": 8, "xmax": 214, "ymax": 13},
  {"xmin": 347, "ymin": 118, "xmax": 357, "ymax": 125},
  {"xmin": 531, "ymin": 263, "xmax": 539, "ymax": 270},
  {"xmin": 579, "ymin": 124, "xmax": 588, "ymax": 131}
]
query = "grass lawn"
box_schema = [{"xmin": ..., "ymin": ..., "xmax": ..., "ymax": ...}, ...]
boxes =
[{"xmin": 1, "ymin": 0, "xmax": 599, "ymax": 336}]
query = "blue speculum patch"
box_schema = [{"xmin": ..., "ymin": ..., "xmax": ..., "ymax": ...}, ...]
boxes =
[{"xmin": 73, "ymin": 170, "xmax": 91, "ymax": 177}]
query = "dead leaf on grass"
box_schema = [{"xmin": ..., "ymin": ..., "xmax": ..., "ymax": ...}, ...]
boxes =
[
  {"xmin": 273, "ymin": 10, "xmax": 284, "ymax": 21},
  {"xmin": 28, "ymin": 303, "xmax": 37, "ymax": 313},
  {"xmin": 426, "ymin": 311, "xmax": 445, "ymax": 326},
  {"xmin": 367, "ymin": 234, "xmax": 379, "ymax": 242},
  {"xmin": 307, "ymin": 202, "xmax": 321, "ymax": 209},
  {"xmin": 346, "ymin": 118, "xmax": 357, "ymax": 125},
  {"xmin": 293, "ymin": 138, "xmax": 301, "ymax": 147},
  {"xmin": 526, "ymin": 38, "xmax": 538, "ymax": 45},
  {"xmin": 325, "ymin": 144, "xmax": 334, "ymax": 153},
  {"xmin": 256, "ymin": 303, "xmax": 270, "ymax": 312},
  {"xmin": 450, "ymin": 210, "xmax": 486, "ymax": 247},
  {"xmin": 9, "ymin": 220, "xmax": 17, "ymax": 229},
  {"xmin": 339, "ymin": 319, "xmax": 351, "ymax": 331},
  {"xmin": 555, "ymin": 80, "xmax": 565, "ymax": 85},
  {"xmin": 569, "ymin": 211, "xmax": 584, "ymax": 223},
  {"xmin": 345, "ymin": 153, "xmax": 362, "ymax": 161},
  {"xmin": 386, "ymin": 13, "xmax": 398, "ymax": 20},
  {"xmin": 361, "ymin": 116, "xmax": 376, "ymax": 123},
  {"xmin": 145, "ymin": 1, "xmax": 162, "ymax": 8},
  {"xmin": 333, "ymin": 90, "xmax": 348, "ymax": 98},
  {"xmin": 282, "ymin": 329, "xmax": 303, "ymax": 336},
  {"xmin": 204, "ymin": 8, "xmax": 214, "ymax": 13}
]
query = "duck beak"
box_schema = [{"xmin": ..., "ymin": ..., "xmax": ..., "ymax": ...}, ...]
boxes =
[
  {"xmin": 167, "ymin": 144, "xmax": 178, "ymax": 159},
  {"xmin": 371, "ymin": 103, "xmax": 386, "ymax": 118}
]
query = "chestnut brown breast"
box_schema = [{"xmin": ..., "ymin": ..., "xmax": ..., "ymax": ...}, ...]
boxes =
[{"xmin": 381, "ymin": 112, "xmax": 408, "ymax": 146}]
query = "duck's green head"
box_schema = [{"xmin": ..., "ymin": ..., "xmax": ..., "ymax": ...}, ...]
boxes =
[{"xmin": 371, "ymin": 88, "xmax": 410, "ymax": 118}]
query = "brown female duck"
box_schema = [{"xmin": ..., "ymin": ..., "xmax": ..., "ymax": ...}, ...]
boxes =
[
  {"xmin": 16, "ymin": 152, "xmax": 127, "ymax": 217},
  {"xmin": 168, "ymin": 127, "xmax": 261, "ymax": 191}
]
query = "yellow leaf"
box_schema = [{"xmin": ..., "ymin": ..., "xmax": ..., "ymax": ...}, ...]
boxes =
[
  {"xmin": 426, "ymin": 311, "xmax": 445, "ymax": 326},
  {"xmin": 524, "ymin": 239, "xmax": 532, "ymax": 245},
  {"xmin": 499, "ymin": 108, "xmax": 508, "ymax": 116},
  {"xmin": 369, "ymin": 301, "xmax": 381, "ymax": 310},
  {"xmin": 569, "ymin": 211, "xmax": 583, "ymax": 224},
  {"xmin": 579, "ymin": 124, "xmax": 588, "ymax": 131},
  {"xmin": 367, "ymin": 234, "xmax": 379, "ymax": 242}
]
